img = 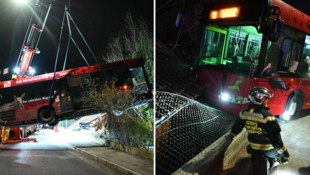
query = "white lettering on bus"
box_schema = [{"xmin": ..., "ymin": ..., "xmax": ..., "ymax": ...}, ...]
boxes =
[
  {"xmin": 23, "ymin": 96, "xmax": 50, "ymax": 103},
  {"xmin": 4, "ymin": 81, "xmax": 11, "ymax": 88}
]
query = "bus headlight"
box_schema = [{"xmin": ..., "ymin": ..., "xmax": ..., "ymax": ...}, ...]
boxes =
[
  {"xmin": 219, "ymin": 92, "xmax": 249, "ymax": 104},
  {"xmin": 220, "ymin": 92, "xmax": 230, "ymax": 101}
]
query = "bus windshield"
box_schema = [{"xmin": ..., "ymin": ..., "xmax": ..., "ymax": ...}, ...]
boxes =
[{"xmin": 198, "ymin": 25, "xmax": 262, "ymax": 73}]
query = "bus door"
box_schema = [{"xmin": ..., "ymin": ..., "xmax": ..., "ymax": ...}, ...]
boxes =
[
  {"xmin": 58, "ymin": 78, "xmax": 74, "ymax": 113},
  {"xmin": 66, "ymin": 73, "xmax": 92, "ymax": 110}
]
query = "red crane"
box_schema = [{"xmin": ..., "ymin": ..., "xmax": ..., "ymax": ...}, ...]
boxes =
[{"xmin": 13, "ymin": 0, "xmax": 54, "ymax": 79}]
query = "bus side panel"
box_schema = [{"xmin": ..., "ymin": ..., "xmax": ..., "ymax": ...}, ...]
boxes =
[
  {"xmin": 66, "ymin": 74, "xmax": 92, "ymax": 110},
  {"xmin": 0, "ymin": 81, "xmax": 52, "ymax": 125},
  {"xmin": 299, "ymin": 79, "xmax": 310, "ymax": 110},
  {"xmin": 272, "ymin": 0, "xmax": 310, "ymax": 34},
  {"xmin": 196, "ymin": 68, "xmax": 222, "ymax": 106},
  {"xmin": 16, "ymin": 101, "xmax": 48, "ymax": 122},
  {"xmin": 58, "ymin": 78, "xmax": 75, "ymax": 113},
  {"xmin": 267, "ymin": 93, "xmax": 287, "ymax": 116}
]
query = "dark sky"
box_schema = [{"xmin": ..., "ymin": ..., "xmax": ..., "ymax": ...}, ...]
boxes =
[{"xmin": 0, "ymin": 0, "xmax": 153, "ymax": 76}]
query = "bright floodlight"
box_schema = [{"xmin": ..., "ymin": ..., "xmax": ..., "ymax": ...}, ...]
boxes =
[
  {"xmin": 13, "ymin": 0, "xmax": 30, "ymax": 5},
  {"xmin": 28, "ymin": 67, "xmax": 35, "ymax": 75},
  {"xmin": 14, "ymin": 67, "xmax": 20, "ymax": 74},
  {"xmin": 220, "ymin": 92, "xmax": 230, "ymax": 102}
]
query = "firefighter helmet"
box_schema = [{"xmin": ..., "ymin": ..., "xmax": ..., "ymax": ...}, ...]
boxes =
[{"xmin": 248, "ymin": 86, "xmax": 273, "ymax": 105}]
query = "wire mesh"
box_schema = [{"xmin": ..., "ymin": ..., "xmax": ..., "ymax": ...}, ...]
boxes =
[{"xmin": 156, "ymin": 91, "xmax": 236, "ymax": 174}]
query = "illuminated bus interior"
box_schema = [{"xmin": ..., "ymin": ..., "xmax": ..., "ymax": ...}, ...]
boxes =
[
  {"xmin": 199, "ymin": 25, "xmax": 262, "ymax": 67},
  {"xmin": 198, "ymin": 25, "xmax": 310, "ymax": 77}
]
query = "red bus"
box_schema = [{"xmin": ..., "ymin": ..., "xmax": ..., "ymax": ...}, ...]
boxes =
[
  {"xmin": 195, "ymin": 0, "xmax": 310, "ymax": 121},
  {"xmin": 0, "ymin": 58, "xmax": 152, "ymax": 126}
]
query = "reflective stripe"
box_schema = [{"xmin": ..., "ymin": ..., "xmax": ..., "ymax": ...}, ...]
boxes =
[
  {"xmin": 249, "ymin": 142, "xmax": 274, "ymax": 150},
  {"xmin": 277, "ymin": 145, "xmax": 287, "ymax": 154},
  {"xmin": 240, "ymin": 113, "xmax": 276, "ymax": 123}
]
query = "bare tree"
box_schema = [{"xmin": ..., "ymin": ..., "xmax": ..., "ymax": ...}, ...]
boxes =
[{"xmin": 103, "ymin": 13, "xmax": 153, "ymax": 82}]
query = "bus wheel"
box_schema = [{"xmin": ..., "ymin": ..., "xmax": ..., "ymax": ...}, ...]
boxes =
[
  {"xmin": 48, "ymin": 117, "xmax": 59, "ymax": 126},
  {"xmin": 39, "ymin": 108, "xmax": 56, "ymax": 123},
  {"xmin": 279, "ymin": 94, "xmax": 297, "ymax": 121}
]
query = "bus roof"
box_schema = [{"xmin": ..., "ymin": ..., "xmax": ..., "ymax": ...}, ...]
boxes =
[
  {"xmin": 0, "ymin": 58, "xmax": 145, "ymax": 89},
  {"xmin": 201, "ymin": 0, "xmax": 310, "ymax": 35},
  {"xmin": 272, "ymin": 0, "xmax": 310, "ymax": 34}
]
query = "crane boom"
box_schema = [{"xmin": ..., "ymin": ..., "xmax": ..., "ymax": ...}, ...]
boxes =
[{"xmin": 14, "ymin": 0, "xmax": 54, "ymax": 79}]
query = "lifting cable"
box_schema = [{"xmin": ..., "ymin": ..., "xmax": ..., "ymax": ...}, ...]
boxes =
[
  {"xmin": 48, "ymin": 2, "xmax": 66, "ymax": 111},
  {"xmin": 47, "ymin": 0, "xmax": 101, "ymax": 111},
  {"xmin": 67, "ymin": 11, "xmax": 98, "ymax": 64}
]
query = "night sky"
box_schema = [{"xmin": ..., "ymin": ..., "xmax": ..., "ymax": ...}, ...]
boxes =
[{"xmin": 0, "ymin": 0, "xmax": 153, "ymax": 77}]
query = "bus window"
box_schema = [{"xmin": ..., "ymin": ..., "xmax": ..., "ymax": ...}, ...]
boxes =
[
  {"xmin": 264, "ymin": 25, "xmax": 305, "ymax": 76},
  {"xmin": 199, "ymin": 26, "xmax": 226, "ymax": 65},
  {"xmin": 303, "ymin": 35, "xmax": 310, "ymax": 57},
  {"xmin": 302, "ymin": 35, "xmax": 310, "ymax": 76},
  {"xmin": 227, "ymin": 28, "xmax": 246, "ymax": 59},
  {"xmin": 226, "ymin": 26, "xmax": 261, "ymax": 62},
  {"xmin": 130, "ymin": 67, "xmax": 150, "ymax": 97},
  {"xmin": 246, "ymin": 36, "xmax": 261, "ymax": 60},
  {"xmin": 280, "ymin": 39, "xmax": 293, "ymax": 68},
  {"xmin": 198, "ymin": 25, "xmax": 262, "ymax": 68},
  {"xmin": 277, "ymin": 38, "xmax": 302, "ymax": 73}
]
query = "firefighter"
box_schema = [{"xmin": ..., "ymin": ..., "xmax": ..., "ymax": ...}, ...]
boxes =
[
  {"xmin": 230, "ymin": 86, "xmax": 289, "ymax": 175},
  {"xmin": 1, "ymin": 126, "xmax": 10, "ymax": 144}
]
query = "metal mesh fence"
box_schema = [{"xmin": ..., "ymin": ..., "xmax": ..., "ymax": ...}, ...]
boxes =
[{"xmin": 156, "ymin": 91, "xmax": 236, "ymax": 175}]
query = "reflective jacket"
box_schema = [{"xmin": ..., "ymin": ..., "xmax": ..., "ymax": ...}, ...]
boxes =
[{"xmin": 231, "ymin": 103, "xmax": 284, "ymax": 151}]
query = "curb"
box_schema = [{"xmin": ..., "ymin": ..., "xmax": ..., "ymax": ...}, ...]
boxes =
[
  {"xmin": 75, "ymin": 147, "xmax": 141, "ymax": 175},
  {"xmin": 109, "ymin": 141, "xmax": 154, "ymax": 160}
]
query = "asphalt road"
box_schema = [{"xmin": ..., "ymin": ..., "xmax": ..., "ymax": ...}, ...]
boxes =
[{"xmin": 0, "ymin": 128, "xmax": 123, "ymax": 175}]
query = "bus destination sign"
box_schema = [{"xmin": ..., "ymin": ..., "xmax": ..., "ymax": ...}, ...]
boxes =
[{"xmin": 209, "ymin": 7, "xmax": 240, "ymax": 19}]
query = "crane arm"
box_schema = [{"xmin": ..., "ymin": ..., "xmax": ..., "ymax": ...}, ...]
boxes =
[{"xmin": 14, "ymin": 0, "xmax": 54, "ymax": 79}]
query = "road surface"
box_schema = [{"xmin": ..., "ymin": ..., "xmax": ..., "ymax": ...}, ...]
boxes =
[{"xmin": 0, "ymin": 128, "xmax": 123, "ymax": 175}]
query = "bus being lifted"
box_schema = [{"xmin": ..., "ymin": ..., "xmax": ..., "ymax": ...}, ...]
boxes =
[
  {"xmin": 0, "ymin": 0, "xmax": 152, "ymax": 127},
  {"xmin": 0, "ymin": 58, "xmax": 152, "ymax": 126},
  {"xmin": 196, "ymin": 0, "xmax": 310, "ymax": 121}
]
